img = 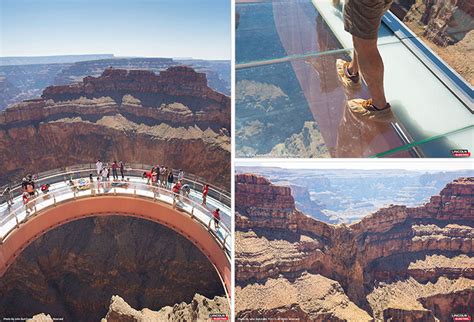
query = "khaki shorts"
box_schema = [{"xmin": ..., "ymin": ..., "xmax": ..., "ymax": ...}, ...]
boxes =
[{"xmin": 344, "ymin": 0, "xmax": 392, "ymax": 39}]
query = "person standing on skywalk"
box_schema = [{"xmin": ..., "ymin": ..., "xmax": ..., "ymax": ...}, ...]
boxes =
[{"xmin": 336, "ymin": 0, "xmax": 394, "ymax": 122}]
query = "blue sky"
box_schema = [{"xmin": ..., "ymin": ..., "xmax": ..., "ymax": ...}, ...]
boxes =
[{"xmin": 0, "ymin": 0, "xmax": 230, "ymax": 59}]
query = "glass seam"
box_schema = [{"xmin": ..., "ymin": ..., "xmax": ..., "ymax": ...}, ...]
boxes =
[{"xmin": 371, "ymin": 125, "xmax": 474, "ymax": 158}]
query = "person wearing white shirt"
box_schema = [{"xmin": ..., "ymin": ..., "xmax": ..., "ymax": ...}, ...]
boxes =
[{"xmin": 96, "ymin": 159, "xmax": 103, "ymax": 176}]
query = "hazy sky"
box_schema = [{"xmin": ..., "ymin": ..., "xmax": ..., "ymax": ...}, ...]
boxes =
[{"xmin": 0, "ymin": 0, "xmax": 231, "ymax": 59}]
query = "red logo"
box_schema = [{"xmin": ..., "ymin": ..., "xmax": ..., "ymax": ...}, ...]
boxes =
[
  {"xmin": 210, "ymin": 313, "xmax": 228, "ymax": 320},
  {"xmin": 451, "ymin": 149, "xmax": 471, "ymax": 157},
  {"xmin": 453, "ymin": 314, "xmax": 471, "ymax": 321}
]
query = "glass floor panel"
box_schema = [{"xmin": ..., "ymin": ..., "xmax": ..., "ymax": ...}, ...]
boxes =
[
  {"xmin": 236, "ymin": 0, "xmax": 473, "ymax": 158},
  {"xmin": 378, "ymin": 126, "xmax": 474, "ymax": 158},
  {"xmin": 237, "ymin": 48, "xmax": 409, "ymax": 158},
  {"xmin": 379, "ymin": 42, "xmax": 473, "ymax": 149},
  {"xmin": 236, "ymin": 0, "xmax": 400, "ymax": 65}
]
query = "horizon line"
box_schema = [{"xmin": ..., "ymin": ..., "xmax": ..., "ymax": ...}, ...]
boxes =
[{"xmin": 0, "ymin": 54, "xmax": 231, "ymax": 61}]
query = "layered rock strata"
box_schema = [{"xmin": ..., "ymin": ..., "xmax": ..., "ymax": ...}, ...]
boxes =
[
  {"xmin": 402, "ymin": 0, "xmax": 473, "ymax": 46},
  {"xmin": 0, "ymin": 67, "xmax": 230, "ymax": 187},
  {"xmin": 399, "ymin": 0, "xmax": 473, "ymax": 84},
  {"xmin": 235, "ymin": 174, "xmax": 474, "ymax": 320}
]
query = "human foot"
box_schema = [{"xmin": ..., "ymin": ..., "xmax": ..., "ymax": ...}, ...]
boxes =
[
  {"xmin": 347, "ymin": 98, "xmax": 393, "ymax": 123},
  {"xmin": 336, "ymin": 59, "xmax": 361, "ymax": 87}
]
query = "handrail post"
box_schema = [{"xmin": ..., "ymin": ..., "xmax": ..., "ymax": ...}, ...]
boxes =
[
  {"xmin": 222, "ymin": 234, "xmax": 229, "ymax": 250},
  {"xmin": 190, "ymin": 207, "xmax": 194, "ymax": 219},
  {"xmin": 73, "ymin": 191, "xmax": 77, "ymax": 199},
  {"xmin": 15, "ymin": 215, "xmax": 19, "ymax": 228},
  {"xmin": 207, "ymin": 219, "xmax": 212, "ymax": 231},
  {"xmin": 114, "ymin": 188, "xmax": 117, "ymax": 196},
  {"xmin": 53, "ymin": 195, "xmax": 57, "ymax": 206}
]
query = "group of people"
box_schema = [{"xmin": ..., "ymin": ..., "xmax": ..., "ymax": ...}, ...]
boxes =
[
  {"xmin": 0, "ymin": 162, "xmax": 223, "ymax": 230},
  {"xmin": 143, "ymin": 166, "xmax": 190, "ymax": 201},
  {"xmin": 1, "ymin": 173, "xmax": 52, "ymax": 210},
  {"xmin": 21, "ymin": 175, "xmax": 36, "ymax": 205},
  {"xmin": 202, "ymin": 183, "xmax": 221, "ymax": 229},
  {"xmin": 95, "ymin": 160, "xmax": 125, "ymax": 181},
  {"xmin": 20, "ymin": 174, "xmax": 43, "ymax": 212},
  {"xmin": 173, "ymin": 181, "xmax": 220, "ymax": 229},
  {"xmin": 143, "ymin": 166, "xmax": 185, "ymax": 189},
  {"xmin": 141, "ymin": 167, "xmax": 220, "ymax": 229}
]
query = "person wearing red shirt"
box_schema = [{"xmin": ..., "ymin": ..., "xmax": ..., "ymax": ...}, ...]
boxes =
[
  {"xmin": 202, "ymin": 184, "xmax": 209, "ymax": 206},
  {"xmin": 22, "ymin": 191, "xmax": 33, "ymax": 213},
  {"xmin": 213, "ymin": 208, "xmax": 220, "ymax": 229},
  {"xmin": 172, "ymin": 180, "xmax": 182, "ymax": 205},
  {"xmin": 144, "ymin": 170, "xmax": 153, "ymax": 185}
]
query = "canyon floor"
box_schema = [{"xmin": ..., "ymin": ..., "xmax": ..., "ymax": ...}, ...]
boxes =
[{"xmin": 1, "ymin": 216, "xmax": 228, "ymax": 321}]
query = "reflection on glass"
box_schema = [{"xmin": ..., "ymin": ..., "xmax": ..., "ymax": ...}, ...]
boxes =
[
  {"xmin": 236, "ymin": 50, "xmax": 411, "ymax": 158},
  {"xmin": 236, "ymin": 0, "xmax": 342, "ymax": 64}
]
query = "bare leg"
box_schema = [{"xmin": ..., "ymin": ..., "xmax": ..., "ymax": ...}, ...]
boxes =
[
  {"xmin": 352, "ymin": 36, "xmax": 387, "ymax": 108},
  {"xmin": 349, "ymin": 50, "xmax": 359, "ymax": 75}
]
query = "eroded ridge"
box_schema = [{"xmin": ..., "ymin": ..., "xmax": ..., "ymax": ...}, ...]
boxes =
[
  {"xmin": 0, "ymin": 67, "xmax": 231, "ymax": 186},
  {"xmin": 235, "ymin": 174, "xmax": 474, "ymax": 321}
]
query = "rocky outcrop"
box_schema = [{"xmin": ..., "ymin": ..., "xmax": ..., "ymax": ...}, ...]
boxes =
[
  {"xmin": 0, "ymin": 67, "xmax": 230, "ymax": 187},
  {"xmin": 236, "ymin": 273, "xmax": 372, "ymax": 322},
  {"xmin": 41, "ymin": 66, "xmax": 227, "ymax": 105},
  {"xmin": 102, "ymin": 293, "xmax": 229, "ymax": 322},
  {"xmin": 235, "ymin": 174, "xmax": 474, "ymax": 320},
  {"xmin": 269, "ymin": 121, "xmax": 330, "ymax": 158},
  {"xmin": 0, "ymin": 57, "xmax": 230, "ymax": 111},
  {"xmin": 52, "ymin": 58, "xmax": 231, "ymax": 96},
  {"xmin": 398, "ymin": 0, "xmax": 473, "ymax": 84},
  {"xmin": 0, "ymin": 216, "xmax": 225, "ymax": 321},
  {"xmin": 27, "ymin": 314, "xmax": 54, "ymax": 322},
  {"xmin": 402, "ymin": 0, "xmax": 473, "ymax": 46},
  {"xmin": 289, "ymin": 182, "xmax": 333, "ymax": 223}
]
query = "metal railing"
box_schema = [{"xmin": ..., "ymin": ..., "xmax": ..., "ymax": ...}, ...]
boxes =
[
  {"xmin": 1, "ymin": 163, "xmax": 230, "ymax": 207},
  {"xmin": 0, "ymin": 167, "xmax": 231, "ymax": 256}
]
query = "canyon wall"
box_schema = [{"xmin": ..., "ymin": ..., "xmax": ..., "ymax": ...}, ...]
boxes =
[
  {"xmin": 0, "ymin": 67, "xmax": 231, "ymax": 188},
  {"xmin": 396, "ymin": 0, "xmax": 473, "ymax": 84},
  {"xmin": 235, "ymin": 174, "xmax": 474, "ymax": 321},
  {"xmin": 401, "ymin": 0, "xmax": 473, "ymax": 46},
  {"xmin": 0, "ymin": 57, "xmax": 230, "ymax": 110},
  {"xmin": 0, "ymin": 216, "xmax": 225, "ymax": 321}
]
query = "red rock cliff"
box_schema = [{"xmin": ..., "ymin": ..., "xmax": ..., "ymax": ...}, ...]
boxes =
[
  {"xmin": 0, "ymin": 67, "xmax": 230, "ymax": 188},
  {"xmin": 42, "ymin": 66, "xmax": 228, "ymax": 104},
  {"xmin": 235, "ymin": 174, "xmax": 474, "ymax": 321}
]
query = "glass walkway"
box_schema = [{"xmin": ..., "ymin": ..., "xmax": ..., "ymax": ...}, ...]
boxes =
[
  {"xmin": 0, "ymin": 165, "xmax": 231, "ymax": 252},
  {"xmin": 236, "ymin": 0, "xmax": 473, "ymax": 158}
]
